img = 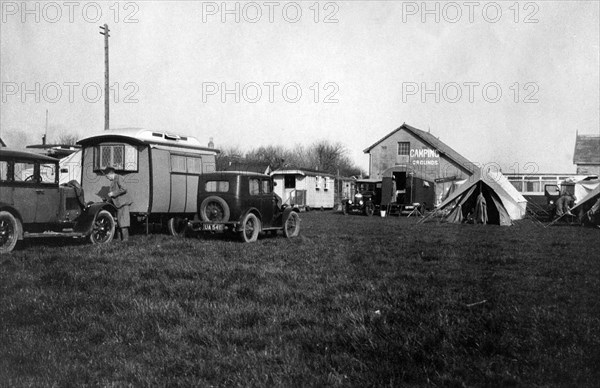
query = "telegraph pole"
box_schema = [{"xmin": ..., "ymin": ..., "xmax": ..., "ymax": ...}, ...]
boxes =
[{"xmin": 99, "ymin": 24, "xmax": 110, "ymax": 131}]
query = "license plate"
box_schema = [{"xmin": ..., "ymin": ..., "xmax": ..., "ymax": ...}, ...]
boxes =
[{"xmin": 202, "ymin": 223, "xmax": 224, "ymax": 232}]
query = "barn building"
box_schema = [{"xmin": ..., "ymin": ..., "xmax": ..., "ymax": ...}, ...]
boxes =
[
  {"xmin": 573, "ymin": 133, "xmax": 600, "ymax": 176},
  {"xmin": 363, "ymin": 123, "xmax": 476, "ymax": 206}
]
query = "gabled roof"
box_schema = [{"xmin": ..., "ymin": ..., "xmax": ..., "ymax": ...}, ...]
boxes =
[
  {"xmin": 573, "ymin": 134, "xmax": 600, "ymax": 165},
  {"xmin": 363, "ymin": 123, "xmax": 475, "ymax": 173},
  {"xmin": 0, "ymin": 137, "xmax": 6, "ymax": 147}
]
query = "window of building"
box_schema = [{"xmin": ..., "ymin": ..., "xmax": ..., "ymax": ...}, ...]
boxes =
[
  {"xmin": 261, "ymin": 180, "xmax": 271, "ymax": 194},
  {"xmin": 316, "ymin": 176, "xmax": 321, "ymax": 189},
  {"xmin": 509, "ymin": 180, "xmax": 523, "ymax": 191},
  {"xmin": 284, "ymin": 175, "xmax": 295, "ymax": 189},
  {"xmin": 323, "ymin": 177, "xmax": 329, "ymax": 190},
  {"xmin": 398, "ymin": 142, "xmax": 410, "ymax": 156},
  {"xmin": 94, "ymin": 144, "xmax": 138, "ymax": 172},
  {"xmin": 249, "ymin": 178, "xmax": 260, "ymax": 195},
  {"xmin": 205, "ymin": 180, "xmax": 229, "ymax": 193}
]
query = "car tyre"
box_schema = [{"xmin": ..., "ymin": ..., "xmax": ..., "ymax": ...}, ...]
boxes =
[
  {"xmin": 364, "ymin": 201, "xmax": 375, "ymax": 217},
  {"xmin": 283, "ymin": 211, "xmax": 300, "ymax": 238},
  {"xmin": 200, "ymin": 196, "xmax": 230, "ymax": 222},
  {"xmin": 167, "ymin": 217, "xmax": 187, "ymax": 237},
  {"xmin": 0, "ymin": 211, "xmax": 19, "ymax": 253},
  {"xmin": 89, "ymin": 210, "xmax": 116, "ymax": 244},
  {"xmin": 240, "ymin": 213, "xmax": 260, "ymax": 243}
]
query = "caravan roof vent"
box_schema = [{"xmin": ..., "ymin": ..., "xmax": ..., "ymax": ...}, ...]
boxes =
[{"xmin": 164, "ymin": 133, "xmax": 181, "ymax": 141}]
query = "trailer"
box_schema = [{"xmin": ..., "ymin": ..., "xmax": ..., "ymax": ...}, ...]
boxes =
[
  {"xmin": 77, "ymin": 129, "xmax": 218, "ymax": 235},
  {"xmin": 271, "ymin": 169, "xmax": 335, "ymax": 210}
]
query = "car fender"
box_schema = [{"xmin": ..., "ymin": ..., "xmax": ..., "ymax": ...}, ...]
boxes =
[
  {"xmin": 0, "ymin": 202, "xmax": 24, "ymax": 239},
  {"xmin": 239, "ymin": 207, "xmax": 262, "ymax": 222},
  {"xmin": 73, "ymin": 202, "xmax": 117, "ymax": 235}
]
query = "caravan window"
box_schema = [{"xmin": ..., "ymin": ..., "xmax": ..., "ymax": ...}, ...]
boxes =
[
  {"xmin": 171, "ymin": 155, "xmax": 187, "ymax": 173},
  {"xmin": 95, "ymin": 144, "xmax": 138, "ymax": 172},
  {"xmin": 187, "ymin": 157, "xmax": 202, "ymax": 174},
  {"xmin": 0, "ymin": 161, "xmax": 7, "ymax": 181},
  {"xmin": 284, "ymin": 175, "xmax": 295, "ymax": 189}
]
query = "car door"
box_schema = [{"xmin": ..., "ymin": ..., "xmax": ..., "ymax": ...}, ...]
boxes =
[
  {"xmin": 247, "ymin": 177, "xmax": 263, "ymax": 216},
  {"xmin": 258, "ymin": 179, "xmax": 276, "ymax": 227},
  {"xmin": 34, "ymin": 162, "xmax": 60, "ymax": 223},
  {"xmin": 11, "ymin": 160, "xmax": 38, "ymax": 223}
]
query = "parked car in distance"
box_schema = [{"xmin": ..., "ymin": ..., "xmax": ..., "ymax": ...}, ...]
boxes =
[
  {"xmin": 0, "ymin": 149, "xmax": 117, "ymax": 253},
  {"xmin": 342, "ymin": 179, "xmax": 382, "ymax": 216},
  {"xmin": 188, "ymin": 171, "xmax": 300, "ymax": 242}
]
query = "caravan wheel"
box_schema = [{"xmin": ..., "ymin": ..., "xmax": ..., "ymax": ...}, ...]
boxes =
[{"xmin": 167, "ymin": 217, "xmax": 187, "ymax": 237}]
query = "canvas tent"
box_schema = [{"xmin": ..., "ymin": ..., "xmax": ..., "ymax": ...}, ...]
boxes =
[{"xmin": 423, "ymin": 168, "xmax": 528, "ymax": 226}]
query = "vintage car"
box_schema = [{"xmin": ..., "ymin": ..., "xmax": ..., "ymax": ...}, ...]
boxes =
[
  {"xmin": 0, "ymin": 149, "xmax": 117, "ymax": 253},
  {"xmin": 342, "ymin": 179, "xmax": 382, "ymax": 216},
  {"xmin": 187, "ymin": 171, "xmax": 300, "ymax": 242}
]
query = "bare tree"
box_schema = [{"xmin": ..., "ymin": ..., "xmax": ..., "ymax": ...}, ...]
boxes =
[{"xmin": 56, "ymin": 132, "xmax": 80, "ymax": 145}]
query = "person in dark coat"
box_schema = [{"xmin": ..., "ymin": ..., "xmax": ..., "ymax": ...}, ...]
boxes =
[
  {"xmin": 555, "ymin": 193, "xmax": 575, "ymax": 218},
  {"xmin": 105, "ymin": 167, "xmax": 133, "ymax": 241},
  {"xmin": 474, "ymin": 191, "xmax": 488, "ymax": 224}
]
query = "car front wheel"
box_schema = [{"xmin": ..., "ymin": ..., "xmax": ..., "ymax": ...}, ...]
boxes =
[
  {"xmin": 0, "ymin": 211, "xmax": 19, "ymax": 253},
  {"xmin": 89, "ymin": 210, "xmax": 116, "ymax": 245},
  {"xmin": 240, "ymin": 213, "xmax": 260, "ymax": 243},
  {"xmin": 283, "ymin": 211, "xmax": 300, "ymax": 238}
]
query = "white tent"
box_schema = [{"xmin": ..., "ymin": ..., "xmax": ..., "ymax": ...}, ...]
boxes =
[{"xmin": 431, "ymin": 167, "xmax": 527, "ymax": 225}]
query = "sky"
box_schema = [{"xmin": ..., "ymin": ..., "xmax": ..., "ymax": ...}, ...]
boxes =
[{"xmin": 1, "ymin": 0, "xmax": 598, "ymax": 174}]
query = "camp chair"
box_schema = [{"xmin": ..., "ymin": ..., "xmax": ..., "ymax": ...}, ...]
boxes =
[{"xmin": 405, "ymin": 203, "xmax": 424, "ymax": 218}]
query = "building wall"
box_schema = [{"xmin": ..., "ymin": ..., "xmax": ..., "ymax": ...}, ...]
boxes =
[
  {"xmin": 368, "ymin": 129, "xmax": 471, "ymax": 182},
  {"xmin": 576, "ymin": 165, "xmax": 600, "ymax": 176}
]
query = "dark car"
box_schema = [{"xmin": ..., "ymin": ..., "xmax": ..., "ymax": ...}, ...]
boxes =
[
  {"xmin": 0, "ymin": 149, "xmax": 117, "ymax": 253},
  {"xmin": 188, "ymin": 171, "xmax": 300, "ymax": 242},
  {"xmin": 342, "ymin": 179, "xmax": 382, "ymax": 216}
]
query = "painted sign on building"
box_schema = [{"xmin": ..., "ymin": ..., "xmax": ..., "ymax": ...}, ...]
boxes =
[{"xmin": 410, "ymin": 148, "xmax": 439, "ymax": 166}]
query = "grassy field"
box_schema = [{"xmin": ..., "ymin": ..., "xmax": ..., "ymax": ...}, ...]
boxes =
[{"xmin": 1, "ymin": 212, "xmax": 599, "ymax": 387}]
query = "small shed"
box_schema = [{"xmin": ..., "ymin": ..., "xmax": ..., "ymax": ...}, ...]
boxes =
[{"xmin": 271, "ymin": 168, "xmax": 335, "ymax": 210}]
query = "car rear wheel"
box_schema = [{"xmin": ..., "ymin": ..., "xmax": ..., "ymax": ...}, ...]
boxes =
[
  {"xmin": 89, "ymin": 210, "xmax": 116, "ymax": 245},
  {"xmin": 364, "ymin": 202, "xmax": 375, "ymax": 217},
  {"xmin": 0, "ymin": 211, "xmax": 19, "ymax": 253},
  {"xmin": 167, "ymin": 217, "xmax": 187, "ymax": 237},
  {"xmin": 200, "ymin": 196, "xmax": 230, "ymax": 222},
  {"xmin": 240, "ymin": 213, "xmax": 260, "ymax": 243},
  {"xmin": 283, "ymin": 211, "xmax": 300, "ymax": 238}
]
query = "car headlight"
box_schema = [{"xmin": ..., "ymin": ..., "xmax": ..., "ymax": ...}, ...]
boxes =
[
  {"xmin": 549, "ymin": 200, "xmax": 554, "ymax": 205},
  {"xmin": 348, "ymin": 200, "xmax": 352, "ymax": 205},
  {"xmin": 359, "ymin": 200, "xmax": 364, "ymax": 205}
]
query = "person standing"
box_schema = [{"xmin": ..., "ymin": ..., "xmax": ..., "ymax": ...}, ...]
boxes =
[
  {"xmin": 555, "ymin": 192, "xmax": 575, "ymax": 218},
  {"xmin": 105, "ymin": 167, "xmax": 133, "ymax": 241}
]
